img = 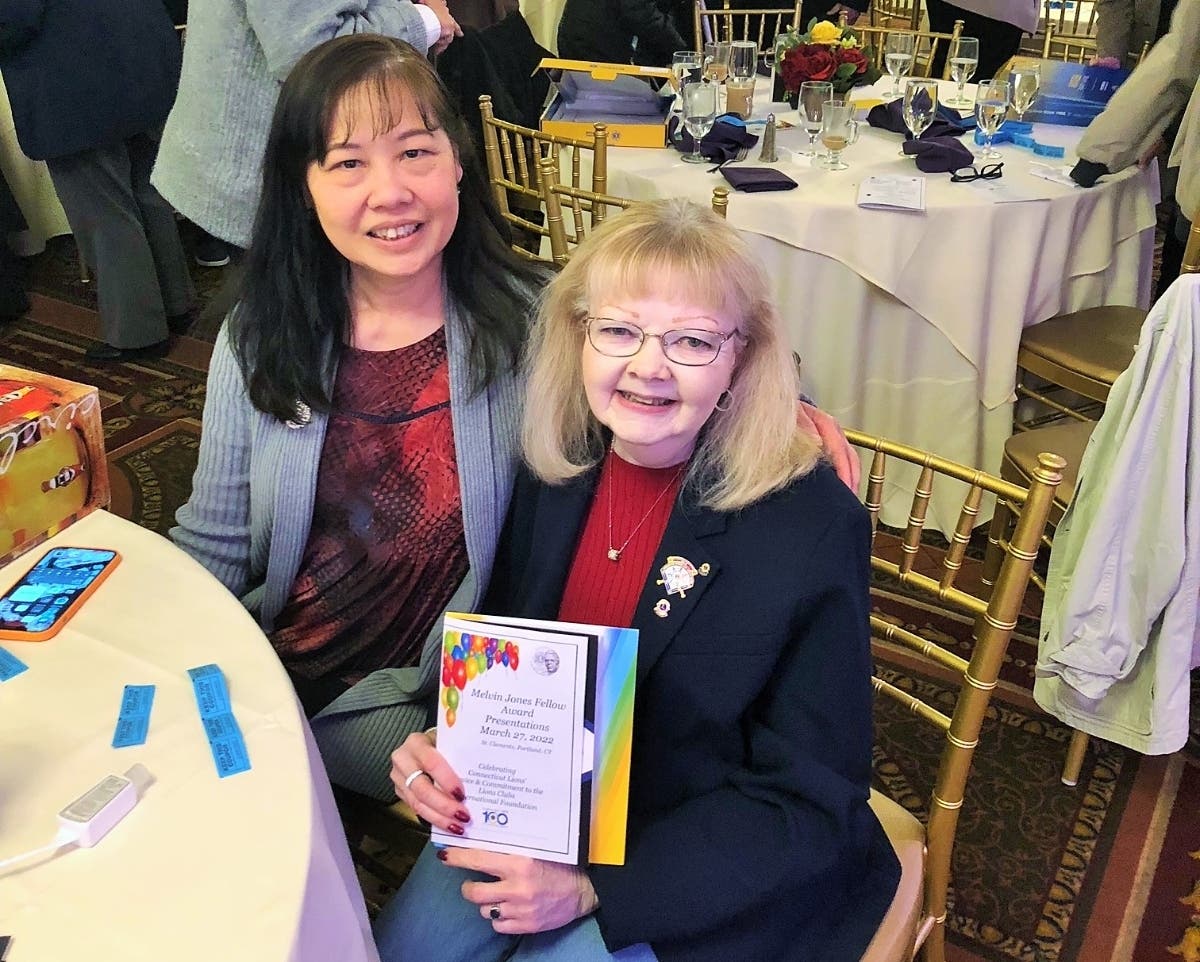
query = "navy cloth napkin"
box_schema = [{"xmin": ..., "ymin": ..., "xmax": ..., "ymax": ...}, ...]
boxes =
[
  {"xmin": 866, "ymin": 97, "xmax": 972, "ymax": 139},
  {"xmin": 720, "ymin": 166, "xmax": 798, "ymax": 191},
  {"xmin": 902, "ymin": 135, "xmax": 975, "ymax": 173},
  {"xmin": 668, "ymin": 113, "xmax": 759, "ymax": 163}
]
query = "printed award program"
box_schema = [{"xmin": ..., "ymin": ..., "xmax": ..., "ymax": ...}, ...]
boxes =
[{"xmin": 431, "ymin": 613, "xmax": 637, "ymax": 866}]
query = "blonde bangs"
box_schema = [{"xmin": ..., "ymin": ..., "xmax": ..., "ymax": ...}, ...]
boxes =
[
  {"xmin": 523, "ymin": 198, "xmax": 823, "ymax": 508},
  {"xmin": 581, "ymin": 239, "xmax": 743, "ymax": 327}
]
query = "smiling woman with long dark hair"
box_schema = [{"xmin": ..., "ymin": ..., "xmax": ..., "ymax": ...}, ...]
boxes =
[{"xmin": 171, "ymin": 35, "xmax": 546, "ymax": 799}]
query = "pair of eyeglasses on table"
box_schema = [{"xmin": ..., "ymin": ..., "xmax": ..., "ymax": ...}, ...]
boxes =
[{"xmin": 950, "ymin": 162, "xmax": 1004, "ymax": 182}]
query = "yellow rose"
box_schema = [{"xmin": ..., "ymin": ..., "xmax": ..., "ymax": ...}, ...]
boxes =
[{"xmin": 809, "ymin": 20, "xmax": 843, "ymax": 43}]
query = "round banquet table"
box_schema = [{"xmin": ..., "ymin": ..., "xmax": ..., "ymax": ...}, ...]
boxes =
[
  {"xmin": 0, "ymin": 511, "xmax": 380, "ymax": 962},
  {"xmin": 595, "ymin": 77, "xmax": 1160, "ymax": 531}
]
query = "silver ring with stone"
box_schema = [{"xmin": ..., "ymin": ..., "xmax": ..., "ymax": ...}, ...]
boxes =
[{"xmin": 489, "ymin": 905, "xmax": 502, "ymax": 921}]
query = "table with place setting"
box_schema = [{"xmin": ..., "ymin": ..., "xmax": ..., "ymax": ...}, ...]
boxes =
[
  {"xmin": 596, "ymin": 75, "xmax": 1158, "ymax": 530},
  {"xmin": 0, "ymin": 510, "xmax": 380, "ymax": 962}
]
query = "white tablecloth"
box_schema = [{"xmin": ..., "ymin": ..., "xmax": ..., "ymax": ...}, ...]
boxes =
[
  {"xmin": 595, "ymin": 78, "xmax": 1159, "ymax": 529},
  {"xmin": 0, "ymin": 512, "xmax": 379, "ymax": 962}
]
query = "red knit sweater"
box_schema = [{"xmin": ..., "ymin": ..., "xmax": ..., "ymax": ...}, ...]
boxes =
[{"xmin": 557, "ymin": 451, "xmax": 685, "ymax": 627}]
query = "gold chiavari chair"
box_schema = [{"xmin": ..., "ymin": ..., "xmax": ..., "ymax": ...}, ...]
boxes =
[
  {"xmin": 693, "ymin": 0, "xmax": 802, "ymax": 53},
  {"xmin": 988, "ymin": 219, "xmax": 1200, "ymax": 787},
  {"xmin": 478, "ymin": 94, "xmax": 610, "ymax": 264},
  {"xmin": 842, "ymin": 19, "xmax": 964, "ymax": 79},
  {"xmin": 1041, "ymin": 0, "xmax": 1099, "ymax": 38},
  {"xmin": 1041, "ymin": 21, "xmax": 1098, "ymax": 61},
  {"xmin": 869, "ymin": 0, "xmax": 922, "ymax": 32},
  {"xmin": 1040, "ymin": 23, "xmax": 1151, "ymax": 66},
  {"xmin": 845, "ymin": 430, "xmax": 1064, "ymax": 962},
  {"xmin": 538, "ymin": 154, "xmax": 730, "ymax": 265}
]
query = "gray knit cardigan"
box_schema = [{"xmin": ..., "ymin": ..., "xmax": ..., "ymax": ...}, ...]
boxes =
[
  {"xmin": 172, "ymin": 297, "xmax": 524, "ymax": 799},
  {"xmin": 151, "ymin": 0, "xmax": 429, "ymax": 248}
]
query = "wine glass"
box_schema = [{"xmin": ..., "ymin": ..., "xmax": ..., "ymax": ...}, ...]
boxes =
[
  {"xmin": 974, "ymin": 79, "xmax": 1009, "ymax": 160},
  {"xmin": 945, "ymin": 36, "xmax": 978, "ymax": 108},
  {"xmin": 681, "ymin": 81, "xmax": 718, "ymax": 164},
  {"xmin": 817, "ymin": 100, "xmax": 860, "ymax": 170},
  {"xmin": 1010, "ymin": 63, "xmax": 1040, "ymax": 121},
  {"xmin": 729, "ymin": 40, "xmax": 757, "ymax": 80},
  {"xmin": 798, "ymin": 81, "xmax": 834, "ymax": 157},
  {"xmin": 671, "ymin": 50, "xmax": 702, "ymax": 111},
  {"xmin": 902, "ymin": 78, "xmax": 938, "ymax": 149},
  {"xmin": 885, "ymin": 33, "xmax": 915, "ymax": 99},
  {"xmin": 703, "ymin": 41, "xmax": 731, "ymax": 83}
]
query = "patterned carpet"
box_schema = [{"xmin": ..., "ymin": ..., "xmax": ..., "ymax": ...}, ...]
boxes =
[{"xmin": 3, "ymin": 288, "xmax": 1198, "ymax": 962}]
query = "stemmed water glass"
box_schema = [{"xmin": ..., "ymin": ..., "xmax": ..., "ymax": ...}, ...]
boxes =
[
  {"xmin": 944, "ymin": 36, "xmax": 978, "ymax": 108},
  {"xmin": 1010, "ymin": 63, "xmax": 1040, "ymax": 121},
  {"xmin": 681, "ymin": 80, "xmax": 718, "ymax": 164},
  {"xmin": 671, "ymin": 50, "xmax": 702, "ymax": 112},
  {"xmin": 974, "ymin": 79, "xmax": 1009, "ymax": 160},
  {"xmin": 798, "ymin": 81, "xmax": 834, "ymax": 157},
  {"xmin": 885, "ymin": 33, "xmax": 915, "ymax": 98},
  {"xmin": 902, "ymin": 78, "xmax": 938, "ymax": 152},
  {"xmin": 817, "ymin": 100, "xmax": 860, "ymax": 170}
]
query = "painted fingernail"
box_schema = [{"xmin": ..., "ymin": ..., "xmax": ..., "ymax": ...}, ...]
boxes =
[
  {"xmin": 436, "ymin": 848, "xmax": 449, "ymax": 862},
  {"xmin": 446, "ymin": 822, "xmax": 464, "ymax": 836},
  {"xmin": 454, "ymin": 809, "xmax": 470, "ymax": 823},
  {"xmin": 453, "ymin": 788, "xmax": 466, "ymax": 802}
]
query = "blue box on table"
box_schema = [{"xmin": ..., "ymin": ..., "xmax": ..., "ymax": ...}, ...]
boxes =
[{"xmin": 1005, "ymin": 57, "xmax": 1130, "ymax": 127}]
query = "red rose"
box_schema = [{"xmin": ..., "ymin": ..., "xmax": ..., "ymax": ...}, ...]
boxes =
[
  {"xmin": 839, "ymin": 47, "xmax": 868, "ymax": 75},
  {"xmin": 781, "ymin": 43, "xmax": 838, "ymax": 90}
]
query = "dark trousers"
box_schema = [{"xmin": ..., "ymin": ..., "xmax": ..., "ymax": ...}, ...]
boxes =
[
  {"xmin": 1156, "ymin": 205, "xmax": 1191, "ymax": 299},
  {"xmin": 46, "ymin": 130, "xmax": 194, "ymax": 348},
  {"xmin": 0, "ymin": 172, "xmax": 29, "ymax": 319},
  {"xmin": 925, "ymin": 0, "xmax": 1025, "ymax": 80}
]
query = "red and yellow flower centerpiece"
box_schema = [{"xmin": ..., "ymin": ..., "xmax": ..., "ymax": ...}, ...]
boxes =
[{"xmin": 774, "ymin": 18, "xmax": 881, "ymax": 104}]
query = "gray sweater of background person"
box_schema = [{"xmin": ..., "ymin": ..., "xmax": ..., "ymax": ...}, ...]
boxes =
[
  {"xmin": 171, "ymin": 294, "xmax": 524, "ymax": 800},
  {"xmin": 151, "ymin": 0, "xmax": 429, "ymax": 249}
]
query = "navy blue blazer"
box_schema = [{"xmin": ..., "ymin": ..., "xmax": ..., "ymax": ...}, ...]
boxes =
[
  {"xmin": 484, "ymin": 461, "xmax": 901, "ymax": 962},
  {"xmin": 0, "ymin": 0, "xmax": 181, "ymax": 160}
]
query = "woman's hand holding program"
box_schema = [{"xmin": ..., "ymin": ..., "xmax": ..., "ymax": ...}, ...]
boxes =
[
  {"xmin": 389, "ymin": 730, "xmax": 470, "ymax": 834},
  {"xmin": 442, "ymin": 848, "xmax": 600, "ymax": 934}
]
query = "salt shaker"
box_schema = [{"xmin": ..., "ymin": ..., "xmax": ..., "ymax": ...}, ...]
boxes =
[{"xmin": 758, "ymin": 113, "xmax": 778, "ymax": 163}]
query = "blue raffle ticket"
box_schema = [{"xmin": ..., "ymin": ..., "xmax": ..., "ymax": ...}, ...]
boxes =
[
  {"xmin": 112, "ymin": 684, "xmax": 156, "ymax": 747},
  {"xmin": 187, "ymin": 664, "xmax": 251, "ymax": 777},
  {"xmin": 0, "ymin": 647, "xmax": 28, "ymax": 682}
]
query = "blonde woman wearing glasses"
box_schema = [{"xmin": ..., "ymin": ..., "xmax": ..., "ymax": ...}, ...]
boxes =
[{"xmin": 381, "ymin": 199, "xmax": 900, "ymax": 962}]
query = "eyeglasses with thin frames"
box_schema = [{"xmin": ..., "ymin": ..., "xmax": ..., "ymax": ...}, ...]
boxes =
[
  {"xmin": 950, "ymin": 162, "xmax": 1004, "ymax": 182},
  {"xmin": 584, "ymin": 317, "xmax": 744, "ymax": 366}
]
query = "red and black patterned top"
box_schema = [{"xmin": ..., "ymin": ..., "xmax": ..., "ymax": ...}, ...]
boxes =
[{"xmin": 271, "ymin": 328, "xmax": 468, "ymax": 686}]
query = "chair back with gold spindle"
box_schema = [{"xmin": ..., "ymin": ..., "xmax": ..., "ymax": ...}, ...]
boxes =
[
  {"xmin": 693, "ymin": 0, "xmax": 803, "ymax": 53},
  {"xmin": 839, "ymin": 20, "xmax": 964, "ymax": 79},
  {"xmin": 845, "ymin": 429, "xmax": 1063, "ymax": 962},
  {"xmin": 479, "ymin": 94, "xmax": 609, "ymax": 263}
]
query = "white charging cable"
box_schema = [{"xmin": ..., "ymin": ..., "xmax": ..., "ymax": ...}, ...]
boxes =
[{"xmin": 0, "ymin": 766, "xmax": 148, "ymax": 871}]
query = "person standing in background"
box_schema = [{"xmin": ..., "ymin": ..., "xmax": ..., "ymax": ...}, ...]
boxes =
[
  {"xmin": 1093, "ymin": 0, "xmax": 1166, "ymax": 63},
  {"xmin": 0, "ymin": 0, "xmax": 195, "ymax": 361},
  {"xmin": 1072, "ymin": 0, "xmax": 1198, "ymax": 295},
  {"xmin": 0, "ymin": 170, "xmax": 29, "ymax": 325},
  {"xmin": 925, "ymin": 0, "xmax": 1040, "ymax": 80},
  {"xmin": 151, "ymin": 0, "xmax": 461, "ymax": 261},
  {"xmin": 556, "ymin": 0, "xmax": 689, "ymax": 66}
]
